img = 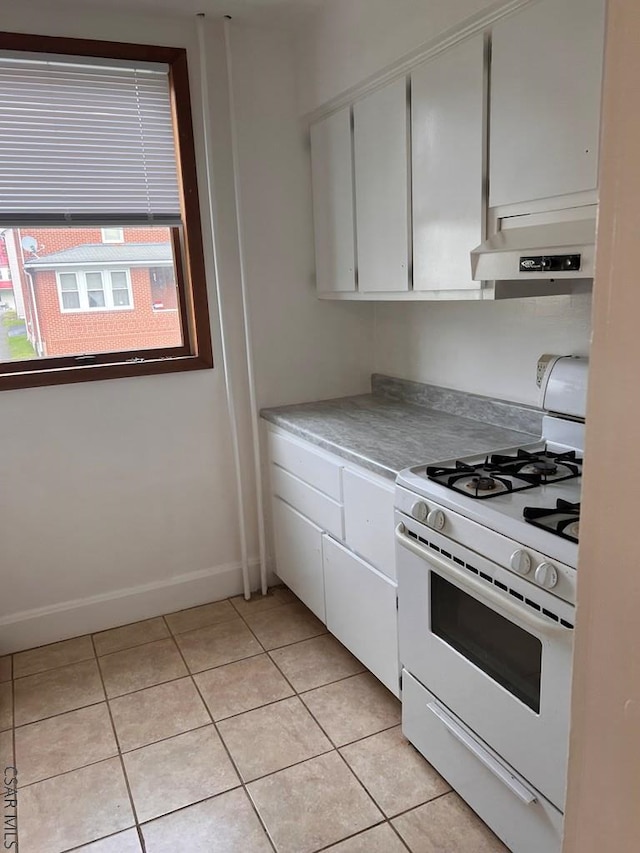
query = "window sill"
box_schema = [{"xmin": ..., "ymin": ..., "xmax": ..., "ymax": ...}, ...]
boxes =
[
  {"xmin": 59, "ymin": 307, "xmax": 135, "ymax": 314},
  {"xmin": 0, "ymin": 353, "xmax": 214, "ymax": 392}
]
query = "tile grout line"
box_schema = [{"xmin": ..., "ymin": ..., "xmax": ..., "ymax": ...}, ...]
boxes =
[
  {"xmin": 12, "ymin": 652, "xmax": 97, "ymax": 682},
  {"xmin": 13, "ymin": 642, "xmax": 368, "ymax": 732},
  {"xmin": 236, "ymin": 607, "xmax": 416, "ymax": 853},
  {"xmin": 10, "ymin": 626, "xmax": 374, "ymax": 783},
  {"xmin": 89, "ymin": 631, "xmax": 148, "ymax": 853},
  {"xmin": 13, "ymin": 698, "xmax": 107, "ymax": 731},
  {"xmin": 389, "ymin": 787, "xmax": 453, "ymax": 821},
  {"xmin": 12, "ymin": 652, "xmax": 98, "ymax": 684},
  {"xmin": 7, "ymin": 589, "xmax": 453, "ymax": 853},
  {"xmin": 314, "ymin": 818, "xmax": 409, "ymax": 853},
  {"xmin": 8, "ymin": 590, "xmax": 298, "ymax": 684},
  {"xmin": 167, "ymin": 610, "xmax": 280, "ymax": 853}
]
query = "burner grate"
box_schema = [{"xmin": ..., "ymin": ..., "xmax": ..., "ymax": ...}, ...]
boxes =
[
  {"xmin": 426, "ymin": 446, "xmax": 583, "ymax": 500},
  {"xmin": 491, "ymin": 448, "xmax": 582, "ymax": 484},
  {"xmin": 523, "ymin": 499, "xmax": 580, "ymax": 543},
  {"xmin": 427, "ymin": 457, "xmax": 540, "ymax": 499}
]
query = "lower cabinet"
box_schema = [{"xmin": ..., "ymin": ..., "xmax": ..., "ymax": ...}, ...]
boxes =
[
  {"xmin": 272, "ymin": 496, "xmax": 325, "ymax": 622},
  {"xmin": 323, "ymin": 535, "xmax": 399, "ymax": 697},
  {"xmin": 268, "ymin": 426, "xmax": 400, "ymax": 697},
  {"xmin": 343, "ymin": 467, "xmax": 396, "ymax": 580}
]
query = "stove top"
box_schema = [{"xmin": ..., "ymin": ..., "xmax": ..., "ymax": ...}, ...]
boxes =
[
  {"xmin": 396, "ymin": 416, "xmax": 585, "ymax": 570},
  {"xmin": 426, "ymin": 447, "xmax": 582, "ymax": 500}
]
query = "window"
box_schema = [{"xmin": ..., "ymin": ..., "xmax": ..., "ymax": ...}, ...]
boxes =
[
  {"xmin": 56, "ymin": 269, "xmax": 133, "ymax": 312},
  {"xmin": 0, "ymin": 33, "xmax": 212, "ymax": 390},
  {"xmin": 150, "ymin": 266, "xmax": 178, "ymax": 311},
  {"xmin": 101, "ymin": 228, "xmax": 124, "ymax": 244}
]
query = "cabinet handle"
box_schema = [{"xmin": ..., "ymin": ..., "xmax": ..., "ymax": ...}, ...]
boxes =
[{"xmin": 427, "ymin": 701, "xmax": 537, "ymax": 805}]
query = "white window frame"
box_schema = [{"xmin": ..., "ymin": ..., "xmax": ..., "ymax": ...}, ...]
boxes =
[
  {"xmin": 55, "ymin": 268, "xmax": 134, "ymax": 313},
  {"xmin": 101, "ymin": 228, "xmax": 124, "ymax": 244}
]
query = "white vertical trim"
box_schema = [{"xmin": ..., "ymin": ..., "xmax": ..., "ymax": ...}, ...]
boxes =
[
  {"xmin": 196, "ymin": 14, "xmax": 251, "ymax": 601},
  {"xmin": 223, "ymin": 18, "xmax": 269, "ymax": 596}
]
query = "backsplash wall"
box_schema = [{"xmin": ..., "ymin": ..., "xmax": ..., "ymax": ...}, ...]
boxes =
[{"xmin": 372, "ymin": 292, "xmax": 593, "ymax": 406}]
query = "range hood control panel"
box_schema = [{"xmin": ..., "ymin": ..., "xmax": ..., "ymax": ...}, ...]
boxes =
[{"xmin": 519, "ymin": 254, "xmax": 581, "ymax": 273}]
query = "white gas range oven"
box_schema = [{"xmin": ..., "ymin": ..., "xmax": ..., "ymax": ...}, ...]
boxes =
[{"xmin": 395, "ymin": 355, "xmax": 587, "ymax": 853}]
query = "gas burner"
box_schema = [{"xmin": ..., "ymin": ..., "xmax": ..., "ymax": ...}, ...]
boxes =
[
  {"xmin": 523, "ymin": 499, "xmax": 581, "ymax": 543},
  {"xmin": 471, "ymin": 476, "xmax": 498, "ymax": 491},
  {"xmin": 460, "ymin": 474, "xmax": 508, "ymax": 496},
  {"xmin": 426, "ymin": 458, "xmax": 540, "ymax": 499},
  {"xmin": 531, "ymin": 459, "xmax": 558, "ymax": 475},
  {"xmin": 490, "ymin": 448, "xmax": 582, "ymax": 483}
]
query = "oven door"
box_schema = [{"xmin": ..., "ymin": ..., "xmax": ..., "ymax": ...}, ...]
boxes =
[{"xmin": 396, "ymin": 514, "xmax": 574, "ymax": 810}]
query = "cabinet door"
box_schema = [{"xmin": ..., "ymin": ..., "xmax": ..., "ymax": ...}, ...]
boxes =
[
  {"xmin": 354, "ymin": 79, "xmax": 410, "ymax": 292},
  {"xmin": 272, "ymin": 497, "xmax": 325, "ymax": 622},
  {"xmin": 323, "ymin": 535, "xmax": 399, "ymax": 697},
  {"xmin": 412, "ymin": 35, "xmax": 485, "ymax": 291},
  {"xmin": 489, "ymin": 0, "xmax": 605, "ymax": 208},
  {"xmin": 310, "ymin": 108, "xmax": 356, "ymax": 294},
  {"xmin": 343, "ymin": 468, "xmax": 396, "ymax": 580}
]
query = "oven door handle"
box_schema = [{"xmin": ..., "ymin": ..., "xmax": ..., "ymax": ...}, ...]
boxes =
[
  {"xmin": 395, "ymin": 522, "xmax": 569, "ymax": 636},
  {"xmin": 426, "ymin": 701, "xmax": 538, "ymax": 805}
]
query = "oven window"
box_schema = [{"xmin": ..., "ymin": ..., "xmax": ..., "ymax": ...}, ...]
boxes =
[{"xmin": 431, "ymin": 574, "xmax": 542, "ymax": 712}]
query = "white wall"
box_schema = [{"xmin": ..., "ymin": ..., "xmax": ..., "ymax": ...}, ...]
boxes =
[
  {"xmin": 0, "ymin": 5, "xmax": 371, "ymax": 652},
  {"xmin": 228, "ymin": 21, "xmax": 373, "ymax": 408},
  {"xmin": 295, "ymin": 0, "xmax": 501, "ymax": 114},
  {"xmin": 373, "ymin": 294, "xmax": 593, "ymax": 406}
]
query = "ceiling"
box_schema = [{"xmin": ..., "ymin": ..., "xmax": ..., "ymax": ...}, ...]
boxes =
[{"xmin": 47, "ymin": 0, "xmax": 324, "ymax": 26}]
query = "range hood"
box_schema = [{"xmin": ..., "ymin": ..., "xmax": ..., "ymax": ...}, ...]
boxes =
[{"xmin": 471, "ymin": 204, "xmax": 597, "ymax": 286}]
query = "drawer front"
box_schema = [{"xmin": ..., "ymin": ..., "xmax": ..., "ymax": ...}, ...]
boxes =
[
  {"xmin": 402, "ymin": 671, "xmax": 563, "ymax": 853},
  {"xmin": 323, "ymin": 535, "xmax": 399, "ymax": 696},
  {"xmin": 269, "ymin": 430, "xmax": 342, "ymax": 500},
  {"xmin": 343, "ymin": 468, "xmax": 396, "ymax": 580},
  {"xmin": 271, "ymin": 465, "xmax": 344, "ymax": 540},
  {"xmin": 272, "ymin": 497, "xmax": 326, "ymax": 623}
]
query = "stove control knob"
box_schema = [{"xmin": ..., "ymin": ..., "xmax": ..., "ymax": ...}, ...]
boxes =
[
  {"xmin": 510, "ymin": 549, "xmax": 532, "ymax": 575},
  {"xmin": 535, "ymin": 562, "xmax": 559, "ymax": 589},
  {"xmin": 411, "ymin": 501, "xmax": 429, "ymax": 522},
  {"xmin": 427, "ymin": 509, "xmax": 446, "ymax": 531}
]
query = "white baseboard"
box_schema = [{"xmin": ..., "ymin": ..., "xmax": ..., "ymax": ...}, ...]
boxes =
[{"xmin": 0, "ymin": 558, "xmax": 277, "ymax": 654}]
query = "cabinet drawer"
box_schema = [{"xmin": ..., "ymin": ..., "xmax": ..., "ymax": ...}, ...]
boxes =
[
  {"xmin": 323, "ymin": 535, "xmax": 399, "ymax": 696},
  {"xmin": 271, "ymin": 465, "xmax": 344, "ymax": 540},
  {"xmin": 343, "ymin": 468, "xmax": 396, "ymax": 580},
  {"xmin": 272, "ymin": 497, "xmax": 325, "ymax": 622},
  {"xmin": 268, "ymin": 431, "xmax": 342, "ymax": 500},
  {"xmin": 402, "ymin": 671, "xmax": 563, "ymax": 853}
]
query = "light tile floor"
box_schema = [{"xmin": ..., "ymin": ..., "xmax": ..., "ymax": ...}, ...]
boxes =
[{"xmin": 0, "ymin": 587, "xmax": 509, "ymax": 853}]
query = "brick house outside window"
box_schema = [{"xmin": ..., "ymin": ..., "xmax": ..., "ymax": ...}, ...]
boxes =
[{"xmin": 16, "ymin": 227, "xmax": 181, "ymax": 357}]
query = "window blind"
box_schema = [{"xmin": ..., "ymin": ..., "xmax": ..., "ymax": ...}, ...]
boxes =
[{"xmin": 0, "ymin": 57, "xmax": 181, "ymax": 225}]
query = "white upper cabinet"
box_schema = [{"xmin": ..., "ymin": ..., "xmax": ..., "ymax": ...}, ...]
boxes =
[
  {"xmin": 489, "ymin": 0, "xmax": 606, "ymax": 209},
  {"xmin": 354, "ymin": 78, "xmax": 410, "ymax": 292},
  {"xmin": 310, "ymin": 107, "xmax": 356, "ymax": 294},
  {"xmin": 412, "ymin": 35, "xmax": 486, "ymax": 292}
]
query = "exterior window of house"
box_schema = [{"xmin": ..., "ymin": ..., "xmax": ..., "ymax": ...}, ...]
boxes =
[
  {"xmin": 150, "ymin": 266, "xmax": 178, "ymax": 311},
  {"xmin": 0, "ymin": 33, "xmax": 212, "ymax": 390},
  {"xmin": 59, "ymin": 274, "xmax": 81, "ymax": 310},
  {"xmin": 101, "ymin": 228, "xmax": 124, "ymax": 244},
  {"xmin": 56, "ymin": 270, "xmax": 133, "ymax": 312}
]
